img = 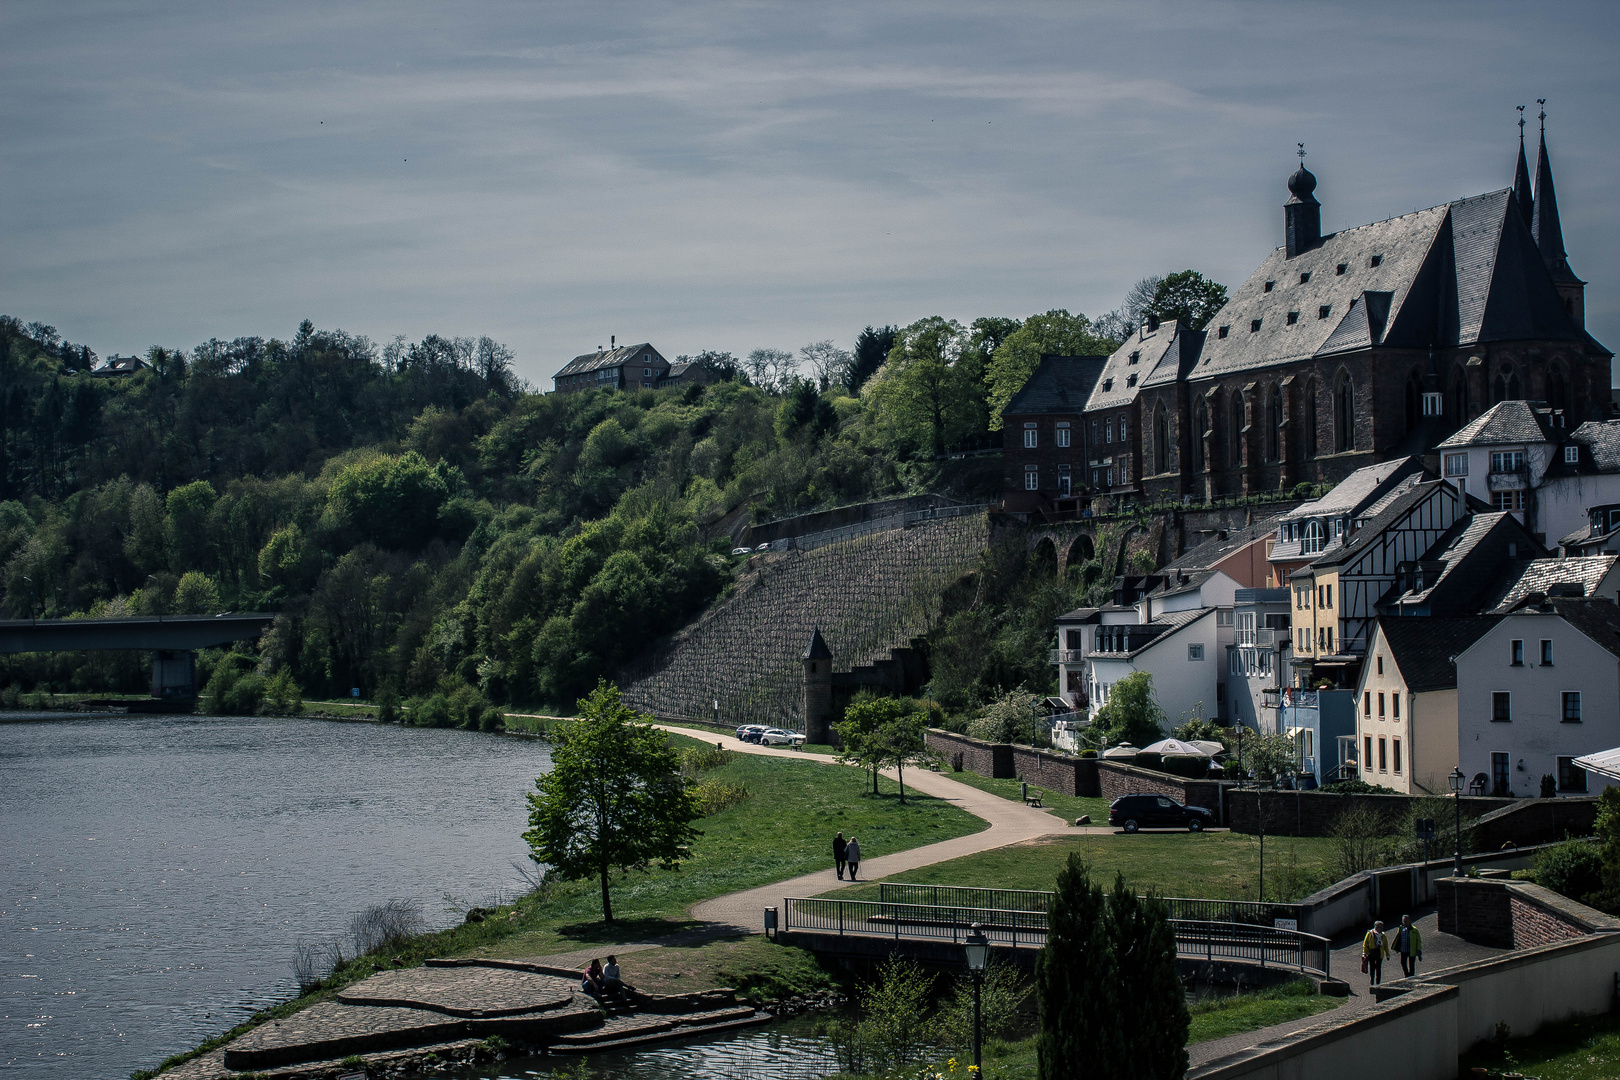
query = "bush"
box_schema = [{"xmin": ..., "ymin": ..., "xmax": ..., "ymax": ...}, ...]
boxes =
[
  {"xmin": 376, "ymin": 683, "xmax": 400, "ymax": 724},
  {"xmin": 1319, "ymin": 779, "xmax": 1399, "ymax": 795},
  {"xmin": 681, "ymin": 745, "xmax": 733, "ymax": 775},
  {"xmin": 478, "ymin": 706, "xmax": 504, "ymax": 732},
  {"xmin": 967, "ymin": 689, "xmax": 1040, "ymax": 745},
  {"xmin": 260, "ymin": 669, "xmax": 303, "ymax": 715},
  {"xmin": 1534, "ymin": 840, "xmax": 1603, "ymax": 903},
  {"xmin": 936, "ymin": 962, "xmax": 1030, "ymax": 1052},
  {"xmin": 1541, "ymin": 774, "xmax": 1558, "ymax": 798},
  {"xmin": 693, "ymin": 778, "xmax": 750, "ymax": 816}
]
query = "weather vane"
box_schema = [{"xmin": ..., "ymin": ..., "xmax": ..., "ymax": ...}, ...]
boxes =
[
  {"xmin": 1517, "ymin": 104, "xmax": 1525, "ymax": 138},
  {"xmin": 1297, "ymin": 142, "xmax": 1306, "ymax": 161},
  {"xmin": 1537, "ymin": 98, "xmax": 1547, "ymax": 133}
]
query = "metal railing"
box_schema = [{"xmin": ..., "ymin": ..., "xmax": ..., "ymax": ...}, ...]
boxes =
[
  {"xmin": 1049, "ymin": 649, "xmax": 1085, "ymax": 663},
  {"xmin": 904, "ymin": 503, "xmax": 989, "ymax": 526},
  {"xmin": 782, "ymin": 897, "xmax": 1049, "ymax": 947},
  {"xmin": 878, "ymin": 883, "xmax": 1052, "ymax": 913},
  {"xmin": 783, "ymin": 896, "xmax": 1330, "ymax": 976},
  {"xmin": 1162, "ymin": 897, "xmax": 1304, "ymax": 927}
]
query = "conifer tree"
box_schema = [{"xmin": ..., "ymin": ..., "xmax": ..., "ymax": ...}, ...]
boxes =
[
  {"xmin": 1108, "ymin": 873, "xmax": 1190, "ymax": 1080},
  {"xmin": 1037, "ymin": 855, "xmax": 1118, "ymax": 1079}
]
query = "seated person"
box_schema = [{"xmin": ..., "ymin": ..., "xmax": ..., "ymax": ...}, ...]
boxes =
[
  {"xmin": 602, "ymin": 955, "xmax": 629, "ymax": 1003},
  {"xmin": 579, "ymin": 959, "xmax": 605, "ymax": 1000}
]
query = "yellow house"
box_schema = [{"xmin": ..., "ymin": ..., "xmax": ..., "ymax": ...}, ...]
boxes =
[{"xmin": 1353, "ymin": 616, "xmax": 1500, "ymax": 793}]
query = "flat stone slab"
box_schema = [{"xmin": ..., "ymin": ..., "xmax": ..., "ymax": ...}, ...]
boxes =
[
  {"xmin": 337, "ymin": 964, "xmax": 575, "ymax": 1016},
  {"xmin": 551, "ymin": 1005, "xmax": 762, "ymax": 1047}
]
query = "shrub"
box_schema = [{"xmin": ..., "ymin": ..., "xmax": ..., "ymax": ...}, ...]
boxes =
[
  {"xmin": 967, "ymin": 689, "xmax": 1040, "ymax": 745},
  {"xmin": 1534, "ymin": 840, "xmax": 1603, "ymax": 903},
  {"xmin": 406, "ymin": 692, "xmax": 452, "ymax": 727},
  {"xmin": 693, "ymin": 778, "xmax": 750, "ymax": 816},
  {"xmin": 1541, "ymin": 774, "xmax": 1558, "ymax": 798},
  {"xmin": 259, "ymin": 669, "xmax": 303, "ymax": 715},
  {"xmin": 936, "ymin": 962, "xmax": 1030, "ymax": 1052},
  {"xmin": 1319, "ymin": 779, "xmax": 1399, "ymax": 795},
  {"xmin": 478, "ymin": 706, "xmax": 504, "ymax": 732},
  {"xmin": 681, "ymin": 745, "xmax": 733, "ymax": 775},
  {"xmin": 223, "ymin": 672, "xmax": 267, "ymax": 715},
  {"xmin": 349, "ymin": 898, "xmax": 426, "ymax": 955},
  {"xmin": 1329, "ymin": 804, "xmax": 1397, "ymax": 880},
  {"xmin": 376, "ymin": 684, "xmax": 400, "ymax": 723}
]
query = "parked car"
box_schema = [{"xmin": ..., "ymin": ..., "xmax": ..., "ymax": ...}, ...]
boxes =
[
  {"xmin": 735, "ymin": 724, "xmax": 768, "ymax": 743},
  {"xmin": 754, "ymin": 542, "xmax": 772, "ymax": 552},
  {"xmin": 1108, "ymin": 794, "xmax": 1214, "ymax": 833},
  {"xmin": 731, "ymin": 547, "xmax": 752, "ymax": 556},
  {"xmin": 760, "ymin": 728, "xmax": 805, "ymax": 746}
]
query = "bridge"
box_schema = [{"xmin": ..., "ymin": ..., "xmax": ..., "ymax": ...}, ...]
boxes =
[{"xmin": 0, "ymin": 614, "xmax": 276, "ymax": 700}]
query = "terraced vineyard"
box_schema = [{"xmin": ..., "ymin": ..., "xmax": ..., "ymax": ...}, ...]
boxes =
[{"xmin": 619, "ymin": 513, "xmax": 989, "ymax": 728}]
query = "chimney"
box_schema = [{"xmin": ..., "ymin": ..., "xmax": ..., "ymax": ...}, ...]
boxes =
[{"xmin": 611, "ymin": 335, "xmax": 615, "ymax": 349}]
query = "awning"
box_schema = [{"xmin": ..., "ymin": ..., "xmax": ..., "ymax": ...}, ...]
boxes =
[
  {"xmin": 1574, "ymin": 747, "xmax": 1620, "ymax": 781},
  {"xmin": 1284, "ymin": 726, "xmax": 1308, "ymax": 738}
]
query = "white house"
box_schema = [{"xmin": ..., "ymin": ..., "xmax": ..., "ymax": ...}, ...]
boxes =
[
  {"xmin": 1225, "ymin": 588, "xmax": 1291, "ymax": 733},
  {"xmin": 1454, "ymin": 596, "xmax": 1620, "ymax": 798},
  {"xmin": 1088, "ymin": 608, "xmax": 1219, "ymax": 729}
]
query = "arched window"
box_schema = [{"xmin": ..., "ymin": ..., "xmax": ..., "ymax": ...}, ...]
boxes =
[
  {"xmin": 1302, "ymin": 519, "xmax": 1325, "ymax": 555},
  {"xmin": 1267, "ymin": 385, "xmax": 1283, "ymax": 461},
  {"xmin": 1192, "ymin": 397, "xmax": 1208, "ymax": 473},
  {"xmin": 1334, "ymin": 371, "xmax": 1354, "ymax": 453},
  {"xmin": 1449, "ymin": 366, "xmax": 1470, "ymax": 426},
  {"xmin": 1231, "ymin": 393, "xmax": 1245, "ymax": 467},
  {"xmin": 1547, "ymin": 365, "xmax": 1568, "ymax": 419},
  {"xmin": 1304, "ymin": 380, "xmax": 1318, "ymax": 458},
  {"xmin": 1404, "ymin": 371, "xmax": 1422, "ymax": 434},
  {"xmin": 1153, "ymin": 402, "xmax": 1169, "ymax": 475},
  {"xmin": 1492, "ymin": 364, "xmax": 1523, "ymax": 404}
]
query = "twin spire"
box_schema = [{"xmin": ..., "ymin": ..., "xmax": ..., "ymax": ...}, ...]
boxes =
[{"xmin": 1511, "ymin": 99, "xmax": 1577, "ymax": 284}]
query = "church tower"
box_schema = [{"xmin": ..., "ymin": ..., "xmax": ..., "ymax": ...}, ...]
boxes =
[
  {"xmin": 802, "ymin": 627, "xmax": 834, "ymax": 745},
  {"xmin": 1530, "ymin": 104, "xmax": 1586, "ymax": 327},
  {"xmin": 1284, "ymin": 148, "xmax": 1321, "ymax": 258}
]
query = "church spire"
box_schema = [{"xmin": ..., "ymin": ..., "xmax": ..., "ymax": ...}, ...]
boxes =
[
  {"xmin": 1512, "ymin": 105, "xmax": 1533, "ymax": 229},
  {"xmin": 1531, "ymin": 100, "xmax": 1578, "ymax": 284}
]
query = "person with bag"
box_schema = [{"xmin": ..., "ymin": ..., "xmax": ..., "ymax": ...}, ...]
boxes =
[
  {"xmin": 1393, "ymin": 914, "xmax": 1423, "ymax": 977},
  {"xmin": 1362, "ymin": 920, "xmax": 1389, "ymax": 986}
]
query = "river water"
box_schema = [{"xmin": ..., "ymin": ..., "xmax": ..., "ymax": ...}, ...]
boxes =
[{"xmin": 1, "ymin": 713, "xmax": 552, "ymax": 1080}]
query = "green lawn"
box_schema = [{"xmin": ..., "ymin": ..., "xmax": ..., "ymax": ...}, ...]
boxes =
[
  {"xmin": 821, "ymin": 832, "xmax": 1339, "ymax": 903},
  {"xmin": 1458, "ymin": 1012, "xmax": 1620, "ymax": 1079},
  {"xmin": 934, "ymin": 768, "xmax": 1112, "ymax": 826}
]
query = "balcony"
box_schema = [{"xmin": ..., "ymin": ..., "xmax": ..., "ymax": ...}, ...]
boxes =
[
  {"xmin": 1049, "ymin": 649, "xmax": 1085, "ymax": 663},
  {"xmin": 1257, "ymin": 628, "xmax": 1278, "ymax": 648}
]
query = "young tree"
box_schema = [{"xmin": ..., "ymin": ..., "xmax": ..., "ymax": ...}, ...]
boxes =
[
  {"xmin": 1146, "ymin": 270, "xmax": 1229, "ymax": 331},
  {"xmin": 1108, "ymin": 874, "xmax": 1190, "ymax": 1080},
  {"xmin": 523, "ymin": 681, "xmax": 701, "ymax": 922},
  {"xmin": 1093, "ymin": 670, "xmax": 1167, "ymax": 748},
  {"xmin": 1037, "ymin": 855, "xmax": 1119, "ymax": 1079},
  {"xmin": 835, "ymin": 693, "xmax": 909, "ymax": 795},
  {"xmin": 871, "ymin": 710, "xmax": 932, "ymax": 804}
]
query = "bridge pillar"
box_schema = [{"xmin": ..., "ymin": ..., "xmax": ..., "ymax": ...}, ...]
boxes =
[{"xmin": 151, "ymin": 650, "xmax": 197, "ymax": 700}]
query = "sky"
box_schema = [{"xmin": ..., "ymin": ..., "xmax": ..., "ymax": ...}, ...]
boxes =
[{"xmin": 4, "ymin": 1, "xmax": 1618, "ymax": 387}]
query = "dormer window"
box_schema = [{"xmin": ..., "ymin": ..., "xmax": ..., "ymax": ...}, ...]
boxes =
[
  {"xmin": 1103, "ymin": 378, "xmax": 1113, "ymax": 390},
  {"xmin": 1127, "ymin": 373, "xmax": 1138, "ymax": 387},
  {"xmin": 1565, "ymin": 445, "xmax": 1580, "ymax": 463},
  {"xmin": 1129, "ymin": 351, "xmax": 1140, "ymax": 364},
  {"xmin": 1286, "ymin": 311, "xmax": 1299, "ymax": 325},
  {"xmin": 1302, "ymin": 519, "xmax": 1325, "ymax": 554},
  {"xmin": 1250, "ymin": 319, "xmax": 1262, "ymax": 332},
  {"xmin": 1218, "ymin": 326, "xmax": 1230, "ymax": 339},
  {"xmin": 1318, "ymin": 305, "xmax": 1332, "ymax": 319},
  {"xmin": 1369, "ymin": 254, "xmax": 1383, "ymax": 268},
  {"xmin": 1264, "ymin": 281, "xmax": 1275, "ymax": 293},
  {"xmin": 1336, "ymin": 263, "xmax": 1347, "ymax": 275},
  {"xmin": 1298, "ymin": 272, "xmax": 1311, "ymax": 284}
]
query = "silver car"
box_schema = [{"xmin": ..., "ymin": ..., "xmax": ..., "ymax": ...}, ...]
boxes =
[{"xmin": 759, "ymin": 728, "xmax": 805, "ymax": 746}]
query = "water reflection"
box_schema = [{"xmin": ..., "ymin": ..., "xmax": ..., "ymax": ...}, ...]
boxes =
[
  {"xmin": 476, "ymin": 1019, "xmax": 836, "ymax": 1080},
  {"xmin": 1, "ymin": 714, "xmax": 551, "ymax": 1080}
]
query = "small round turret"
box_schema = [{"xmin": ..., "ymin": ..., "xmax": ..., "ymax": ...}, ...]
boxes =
[{"xmin": 1287, "ymin": 164, "xmax": 1318, "ymax": 200}]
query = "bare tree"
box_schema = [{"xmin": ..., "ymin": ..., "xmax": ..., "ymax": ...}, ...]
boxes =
[
  {"xmin": 1092, "ymin": 276, "xmax": 1163, "ymax": 343},
  {"xmin": 799, "ymin": 341, "xmax": 852, "ymax": 391},
  {"xmin": 746, "ymin": 347, "xmax": 797, "ymax": 393}
]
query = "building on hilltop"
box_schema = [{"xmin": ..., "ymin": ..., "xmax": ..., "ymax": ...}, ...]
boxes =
[
  {"xmin": 552, "ymin": 340, "xmax": 669, "ymax": 393},
  {"xmin": 1000, "ymin": 354, "xmax": 1109, "ymax": 516}
]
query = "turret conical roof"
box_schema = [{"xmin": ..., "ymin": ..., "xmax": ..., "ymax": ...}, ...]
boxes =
[
  {"xmin": 1512, "ymin": 137, "xmax": 1534, "ymax": 229},
  {"xmin": 1532, "ymin": 130, "xmax": 1581, "ymax": 284},
  {"xmin": 803, "ymin": 626, "xmax": 832, "ymax": 660}
]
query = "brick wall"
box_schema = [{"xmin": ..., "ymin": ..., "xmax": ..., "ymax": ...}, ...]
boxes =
[
  {"xmin": 1438, "ymin": 877, "xmax": 1597, "ymax": 948},
  {"xmin": 1095, "ymin": 761, "xmax": 1224, "ymax": 817},
  {"xmin": 1225, "ymin": 789, "xmax": 1514, "ymax": 837},
  {"xmin": 1470, "ymin": 797, "xmax": 1599, "ymax": 850},
  {"xmin": 1510, "ymin": 894, "xmax": 1588, "ymax": 948},
  {"xmin": 1010, "ymin": 746, "xmax": 1102, "ymax": 797},
  {"xmin": 925, "ymin": 730, "xmax": 1014, "ymax": 779}
]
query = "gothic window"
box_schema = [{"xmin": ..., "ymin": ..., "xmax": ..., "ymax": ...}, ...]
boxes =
[
  {"xmin": 1153, "ymin": 402, "xmax": 1170, "ymax": 475},
  {"xmin": 1192, "ymin": 397, "xmax": 1208, "ymax": 473},
  {"xmin": 1231, "ymin": 393, "xmax": 1245, "ymax": 467},
  {"xmin": 1267, "ymin": 385, "xmax": 1282, "ymax": 462},
  {"xmin": 1492, "ymin": 364, "xmax": 1523, "ymax": 404},
  {"xmin": 1449, "ymin": 366, "xmax": 1470, "ymax": 426},
  {"xmin": 1334, "ymin": 371, "xmax": 1354, "ymax": 453},
  {"xmin": 1304, "ymin": 380, "xmax": 1318, "ymax": 458},
  {"xmin": 1548, "ymin": 365, "xmax": 1568, "ymax": 418},
  {"xmin": 1404, "ymin": 371, "xmax": 1422, "ymax": 435}
]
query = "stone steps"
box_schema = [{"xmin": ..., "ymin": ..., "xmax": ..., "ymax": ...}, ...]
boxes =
[{"xmin": 548, "ymin": 1007, "xmax": 769, "ymax": 1054}]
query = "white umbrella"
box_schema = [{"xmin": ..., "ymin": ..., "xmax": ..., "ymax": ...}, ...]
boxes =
[
  {"xmin": 1101, "ymin": 743, "xmax": 1139, "ymax": 759},
  {"xmin": 1141, "ymin": 738, "xmax": 1211, "ymax": 757},
  {"xmin": 1190, "ymin": 740, "xmax": 1227, "ymax": 758}
]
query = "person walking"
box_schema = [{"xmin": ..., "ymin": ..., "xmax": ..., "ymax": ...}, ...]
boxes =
[
  {"xmin": 833, "ymin": 831, "xmax": 848, "ymax": 880},
  {"xmin": 1393, "ymin": 914, "xmax": 1423, "ymax": 978},
  {"xmin": 845, "ymin": 836, "xmax": 861, "ymax": 881},
  {"xmin": 1362, "ymin": 920, "xmax": 1389, "ymax": 987}
]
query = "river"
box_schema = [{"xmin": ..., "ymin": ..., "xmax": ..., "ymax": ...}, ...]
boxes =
[{"xmin": 1, "ymin": 713, "xmax": 552, "ymax": 1080}]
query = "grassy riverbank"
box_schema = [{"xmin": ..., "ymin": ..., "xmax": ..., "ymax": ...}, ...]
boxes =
[{"xmin": 822, "ymin": 832, "xmax": 1339, "ymax": 903}]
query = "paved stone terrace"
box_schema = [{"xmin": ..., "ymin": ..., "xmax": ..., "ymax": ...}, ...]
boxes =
[{"xmin": 336, "ymin": 964, "xmax": 575, "ymax": 1016}]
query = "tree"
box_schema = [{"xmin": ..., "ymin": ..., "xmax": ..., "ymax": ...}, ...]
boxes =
[
  {"xmin": 172, "ymin": 570, "xmax": 221, "ymax": 614},
  {"xmin": 1107, "ymin": 873, "xmax": 1190, "ymax": 1079},
  {"xmin": 1146, "ymin": 270, "xmax": 1228, "ymax": 332},
  {"xmin": 523, "ymin": 681, "xmax": 701, "ymax": 922},
  {"xmin": 327, "ymin": 450, "xmax": 449, "ymax": 550},
  {"xmin": 1244, "ymin": 732, "xmax": 1300, "ymax": 785},
  {"xmin": 866, "ymin": 316, "xmax": 983, "ymax": 457},
  {"xmin": 745, "ymin": 348, "xmax": 797, "ymax": 392},
  {"xmin": 1093, "ymin": 670, "xmax": 1166, "ymax": 748},
  {"xmin": 835, "ymin": 693, "xmax": 910, "ymax": 795},
  {"xmin": 1037, "ymin": 856, "xmax": 1119, "ymax": 1080},
  {"xmin": 985, "ymin": 310, "xmax": 1117, "ymax": 429},
  {"xmin": 847, "ymin": 325, "xmax": 898, "ymax": 394},
  {"xmin": 799, "ymin": 340, "xmax": 853, "ymax": 391},
  {"xmin": 870, "ymin": 709, "xmax": 932, "ymax": 804},
  {"xmin": 1092, "ymin": 276, "xmax": 1163, "ymax": 343}
]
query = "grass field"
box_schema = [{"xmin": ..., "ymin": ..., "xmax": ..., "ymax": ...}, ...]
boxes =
[
  {"xmin": 1457, "ymin": 1012, "xmax": 1620, "ymax": 1079},
  {"xmin": 822, "ymin": 831, "xmax": 1339, "ymax": 903},
  {"xmin": 934, "ymin": 768, "xmax": 1112, "ymax": 827}
]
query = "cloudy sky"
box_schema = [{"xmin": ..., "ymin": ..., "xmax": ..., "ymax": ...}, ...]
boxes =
[{"xmin": 4, "ymin": 1, "xmax": 1617, "ymax": 385}]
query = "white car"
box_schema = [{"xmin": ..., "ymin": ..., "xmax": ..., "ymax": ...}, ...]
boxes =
[
  {"xmin": 759, "ymin": 728, "xmax": 805, "ymax": 746},
  {"xmin": 754, "ymin": 542, "xmax": 772, "ymax": 552},
  {"xmin": 731, "ymin": 547, "xmax": 752, "ymax": 556}
]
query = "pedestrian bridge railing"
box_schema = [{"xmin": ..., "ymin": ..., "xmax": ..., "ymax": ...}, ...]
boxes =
[
  {"xmin": 782, "ymin": 897, "xmax": 1330, "ymax": 976},
  {"xmin": 876, "ymin": 884, "xmax": 1305, "ymax": 928}
]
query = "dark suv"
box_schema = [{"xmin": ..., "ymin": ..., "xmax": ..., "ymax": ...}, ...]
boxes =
[{"xmin": 1109, "ymin": 794, "xmax": 1214, "ymax": 833}]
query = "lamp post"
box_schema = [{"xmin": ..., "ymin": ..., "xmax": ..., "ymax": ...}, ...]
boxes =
[
  {"xmin": 964, "ymin": 923, "xmax": 990, "ymax": 1071},
  {"xmin": 1448, "ymin": 767, "xmax": 1466, "ymax": 876},
  {"xmin": 1029, "ymin": 697, "xmax": 1042, "ymax": 747}
]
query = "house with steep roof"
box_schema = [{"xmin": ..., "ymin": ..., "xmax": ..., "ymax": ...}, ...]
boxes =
[
  {"xmin": 1000, "ymin": 354, "xmax": 1109, "ymax": 516},
  {"xmin": 1354, "ymin": 616, "xmax": 1501, "ymax": 794},
  {"xmin": 1483, "ymin": 555, "xmax": 1620, "ymax": 612},
  {"xmin": 1378, "ymin": 511, "xmax": 1545, "ymax": 617},
  {"xmin": 1080, "ymin": 318, "xmax": 1202, "ymax": 502},
  {"xmin": 1063, "ymin": 124, "xmax": 1606, "ymax": 511},
  {"xmin": 1086, "ymin": 608, "xmax": 1219, "ymax": 729},
  {"xmin": 552, "ymin": 341, "xmax": 670, "ymax": 394},
  {"xmin": 1455, "ymin": 596, "xmax": 1620, "ymax": 797},
  {"xmin": 1267, "ymin": 457, "xmax": 1429, "ymax": 585},
  {"xmin": 1162, "ymin": 514, "xmax": 1286, "ymax": 588}
]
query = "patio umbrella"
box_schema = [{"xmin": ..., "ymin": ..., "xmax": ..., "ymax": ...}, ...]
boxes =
[
  {"xmin": 1190, "ymin": 740, "xmax": 1226, "ymax": 758},
  {"xmin": 1100, "ymin": 743, "xmax": 1139, "ymax": 759},
  {"xmin": 1140, "ymin": 738, "xmax": 1211, "ymax": 757}
]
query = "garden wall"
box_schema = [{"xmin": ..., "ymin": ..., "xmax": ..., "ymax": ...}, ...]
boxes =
[
  {"xmin": 923, "ymin": 729, "xmax": 1226, "ymax": 807},
  {"xmin": 1435, "ymin": 878, "xmax": 1617, "ymax": 948},
  {"xmin": 925, "ymin": 729, "xmax": 1014, "ymax": 779},
  {"xmin": 1094, "ymin": 760, "xmax": 1224, "ymax": 817},
  {"xmin": 1224, "ymin": 789, "xmax": 1514, "ymax": 838},
  {"xmin": 1468, "ymin": 795, "xmax": 1598, "ymax": 850}
]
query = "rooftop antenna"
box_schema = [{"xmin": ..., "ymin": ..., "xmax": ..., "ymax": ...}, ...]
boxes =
[{"xmin": 1537, "ymin": 98, "xmax": 1546, "ymax": 133}]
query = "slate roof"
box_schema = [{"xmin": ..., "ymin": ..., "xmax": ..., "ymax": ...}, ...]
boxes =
[
  {"xmin": 1003, "ymin": 355, "xmax": 1110, "ymax": 416},
  {"xmin": 1056, "ymin": 607, "xmax": 1102, "ymax": 623},
  {"xmin": 1085, "ymin": 321, "xmax": 1184, "ymax": 411},
  {"xmin": 1376, "ymin": 616, "xmax": 1501, "ymax": 693},
  {"xmin": 1544, "ymin": 598, "xmax": 1620, "ymax": 658},
  {"xmin": 1435, "ymin": 400, "xmax": 1560, "ymax": 449},
  {"xmin": 1569, "ymin": 421, "xmax": 1620, "ymax": 472},
  {"xmin": 1163, "ymin": 515, "xmax": 1285, "ymax": 573},
  {"xmin": 1484, "ymin": 556, "xmax": 1619, "ymax": 612},
  {"xmin": 1305, "ymin": 480, "xmax": 1456, "ymax": 571},
  {"xmin": 1144, "ymin": 569, "xmax": 1219, "ymax": 601},
  {"xmin": 554, "ymin": 342, "xmax": 664, "ymax": 379},
  {"xmin": 803, "ymin": 627, "xmax": 832, "ymax": 660},
  {"xmin": 1125, "ymin": 608, "xmax": 1213, "ymax": 658},
  {"xmin": 1381, "ymin": 512, "xmax": 1542, "ymax": 614},
  {"xmin": 1188, "ymin": 187, "xmax": 1590, "ymax": 383},
  {"xmin": 1269, "ymin": 460, "xmax": 1428, "ymax": 563}
]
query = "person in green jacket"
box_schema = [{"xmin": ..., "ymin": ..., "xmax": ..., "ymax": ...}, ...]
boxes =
[
  {"xmin": 1394, "ymin": 913, "xmax": 1423, "ymax": 977},
  {"xmin": 1362, "ymin": 920, "xmax": 1390, "ymax": 986}
]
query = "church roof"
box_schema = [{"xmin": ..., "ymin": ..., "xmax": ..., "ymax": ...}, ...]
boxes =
[
  {"xmin": 1532, "ymin": 130, "xmax": 1581, "ymax": 285},
  {"xmin": 1085, "ymin": 320, "xmax": 1185, "ymax": 411},
  {"xmin": 1003, "ymin": 355, "xmax": 1109, "ymax": 417}
]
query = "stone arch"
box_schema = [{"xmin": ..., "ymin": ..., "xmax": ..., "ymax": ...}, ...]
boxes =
[
  {"xmin": 1492, "ymin": 362, "xmax": 1523, "ymax": 404},
  {"xmin": 1333, "ymin": 368, "xmax": 1355, "ymax": 453},
  {"xmin": 1032, "ymin": 535, "xmax": 1058, "ymax": 576},
  {"xmin": 1067, "ymin": 533, "xmax": 1095, "ymax": 567}
]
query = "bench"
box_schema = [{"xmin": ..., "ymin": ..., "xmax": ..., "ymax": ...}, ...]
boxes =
[{"xmin": 1023, "ymin": 789, "xmax": 1044, "ymax": 808}]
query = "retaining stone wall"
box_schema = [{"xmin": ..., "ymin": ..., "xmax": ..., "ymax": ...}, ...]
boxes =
[
  {"xmin": 1225, "ymin": 789, "xmax": 1514, "ymax": 837},
  {"xmin": 1470, "ymin": 797, "xmax": 1599, "ymax": 849},
  {"xmin": 925, "ymin": 729, "xmax": 1013, "ymax": 779},
  {"xmin": 1436, "ymin": 878, "xmax": 1595, "ymax": 948}
]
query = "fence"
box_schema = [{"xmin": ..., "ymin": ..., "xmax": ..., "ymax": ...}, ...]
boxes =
[
  {"xmin": 878, "ymin": 883, "xmax": 1052, "ymax": 913},
  {"xmin": 1163, "ymin": 898, "xmax": 1305, "ymax": 927},
  {"xmin": 783, "ymin": 897, "xmax": 1330, "ymax": 976}
]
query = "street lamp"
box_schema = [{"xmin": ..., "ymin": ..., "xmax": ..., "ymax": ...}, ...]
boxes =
[
  {"xmin": 1448, "ymin": 767, "xmax": 1466, "ymax": 876},
  {"xmin": 964, "ymin": 924, "xmax": 990, "ymax": 1072}
]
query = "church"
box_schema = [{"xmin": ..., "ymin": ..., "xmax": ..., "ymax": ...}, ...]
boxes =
[{"xmin": 1002, "ymin": 118, "xmax": 1611, "ymax": 515}]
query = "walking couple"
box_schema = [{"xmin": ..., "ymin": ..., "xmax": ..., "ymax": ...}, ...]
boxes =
[
  {"xmin": 1362, "ymin": 914, "xmax": 1423, "ymax": 987},
  {"xmin": 832, "ymin": 832, "xmax": 862, "ymax": 880}
]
